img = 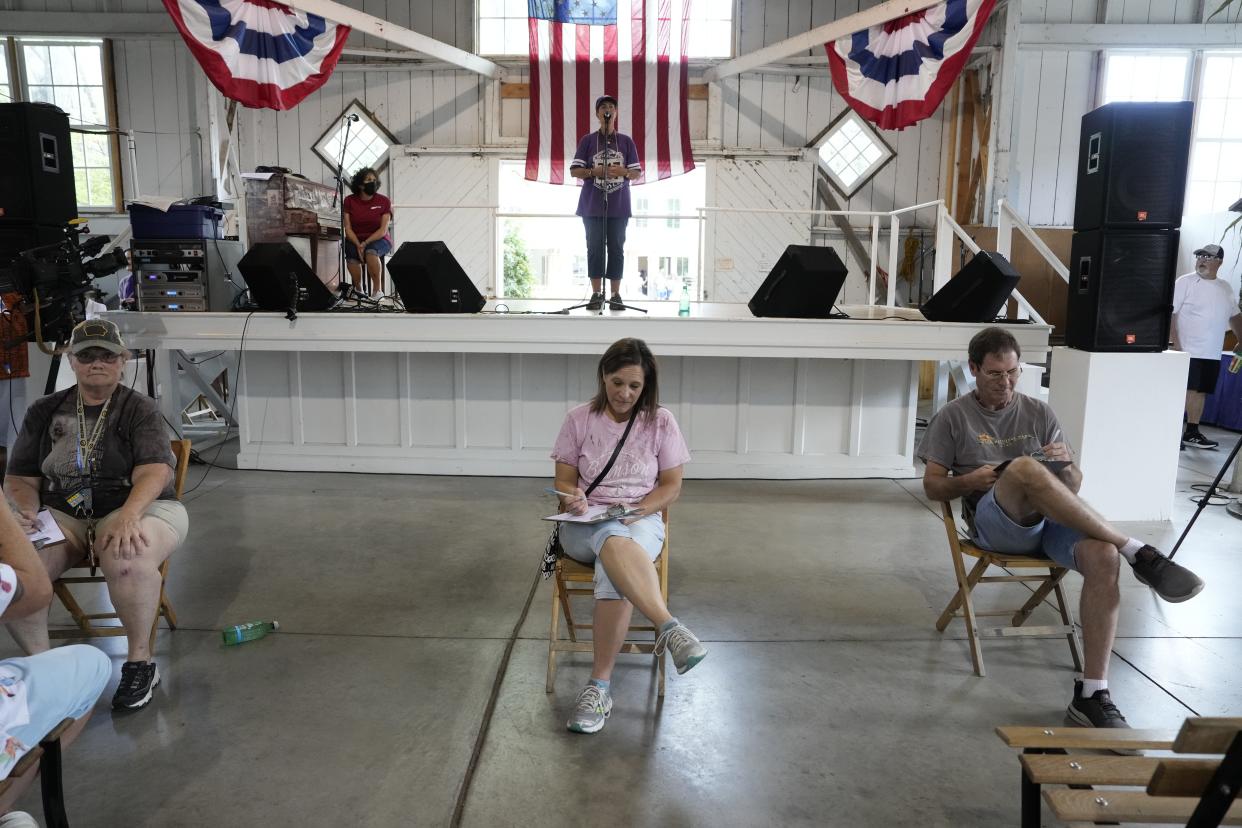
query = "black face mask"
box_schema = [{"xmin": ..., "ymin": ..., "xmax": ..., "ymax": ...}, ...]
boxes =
[{"xmin": 362, "ymin": 182, "xmax": 378, "ymax": 195}]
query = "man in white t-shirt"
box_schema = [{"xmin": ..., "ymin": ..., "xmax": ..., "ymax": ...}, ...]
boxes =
[{"xmin": 1171, "ymin": 244, "xmax": 1242, "ymax": 449}]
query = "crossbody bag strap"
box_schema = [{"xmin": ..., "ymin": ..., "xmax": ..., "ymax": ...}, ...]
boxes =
[{"xmin": 583, "ymin": 411, "xmax": 638, "ymax": 497}]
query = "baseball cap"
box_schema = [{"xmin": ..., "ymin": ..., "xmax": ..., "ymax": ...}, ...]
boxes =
[
  {"xmin": 70, "ymin": 318, "xmax": 126, "ymax": 354},
  {"xmin": 1194, "ymin": 243, "xmax": 1225, "ymax": 260},
  {"xmin": 595, "ymin": 94, "xmax": 618, "ymax": 111}
]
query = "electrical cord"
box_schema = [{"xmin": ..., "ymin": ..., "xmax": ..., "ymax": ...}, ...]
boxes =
[{"xmin": 180, "ymin": 310, "xmax": 255, "ymax": 497}]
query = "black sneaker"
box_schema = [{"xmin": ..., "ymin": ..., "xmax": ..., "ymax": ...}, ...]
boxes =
[
  {"xmin": 586, "ymin": 291, "xmax": 604, "ymax": 311},
  {"xmin": 1065, "ymin": 680, "xmax": 1131, "ymax": 730},
  {"xmin": 1131, "ymin": 546, "xmax": 1205, "ymax": 602},
  {"xmin": 1182, "ymin": 431, "xmax": 1219, "ymax": 449},
  {"xmin": 608, "ymin": 294, "xmax": 625, "ymax": 310},
  {"xmin": 112, "ymin": 660, "xmax": 160, "ymax": 710}
]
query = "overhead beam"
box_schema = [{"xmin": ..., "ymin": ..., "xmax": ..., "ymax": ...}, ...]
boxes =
[
  {"xmin": 1018, "ymin": 22, "xmax": 1242, "ymax": 49},
  {"xmin": 291, "ymin": 0, "xmax": 504, "ymax": 79},
  {"xmin": 0, "ymin": 11, "xmax": 176, "ymax": 36},
  {"xmin": 703, "ymin": 0, "xmax": 943, "ymax": 83}
]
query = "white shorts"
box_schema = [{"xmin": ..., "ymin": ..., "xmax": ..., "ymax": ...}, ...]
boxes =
[{"xmin": 558, "ymin": 513, "xmax": 666, "ymax": 601}]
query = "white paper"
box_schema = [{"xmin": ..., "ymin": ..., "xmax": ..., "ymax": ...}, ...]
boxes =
[
  {"xmin": 28, "ymin": 510, "xmax": 66, "ymax": 548},
  {"xmin": 126, "ymin": 196, "xmax": 180, "ymax": 212},
  {"xmin": 542, "ymin": 503, "xmax": 641, "ymax": 524},
  {"xmin": 241, "ymin": 172, "xmax": 276, "ymax": 180}
]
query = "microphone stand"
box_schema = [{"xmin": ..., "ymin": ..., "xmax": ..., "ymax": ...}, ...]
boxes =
[
  {"xmin": 1169, "ymin": 431, "xmax": 1242, "ymax": 559},
  {"xmin": 331, "ymin": 115, "xmax": 355, "ymax": 296},
  {"xmin": 598, "ymin": 114, "xmax": 646, "ymax": 314}
]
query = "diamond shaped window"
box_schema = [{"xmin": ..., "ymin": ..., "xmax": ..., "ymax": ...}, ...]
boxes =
[
  {"xmin": 313, "ymin": 100, "xmax": 398, "ymax": 177},
  {"xmin": 816, "ymin": 109, "xmax": 895, "ymax": 197}
]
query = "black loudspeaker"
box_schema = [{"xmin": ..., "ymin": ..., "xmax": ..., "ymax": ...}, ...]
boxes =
[
  {"xmin": 920, "ymin": 250, "xmax": 1021, "ymax": 323},
  {"xmin": 747, "ymin": 245, "xmax": 848, "ymax": 318},
  {"xmin": 1073, "ymin": 101, "xmax": 1193, "ymax": 231},
  {"xmin": 237, "ymin": 242, "xmax": 336, "ymax": 312},
  {"xmin": 0, "ymin": 103, "xmax": 77, "ymax": 226},
  {"xmin": 387, "ymin": 241, "xmax": 485, "ymax": 313},
  {"xmin": 1065, "ymin": 228, "xmax": 1178, "ymax": 352}
]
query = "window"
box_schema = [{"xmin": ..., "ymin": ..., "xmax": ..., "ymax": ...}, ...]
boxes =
[
  {"xmin": 635, "ymin": 197, "xmax": 648, "ymax": 228},
  {"xmin": 313, "ymin": 100, "xmax": 398, "ymax": 177},
  {"xmin": 666, "ymin": 198, "xmax": 680, "ymax": 229},
  {"xmin": 816, "ymin": 109, "xmax": 894, "ymax": 197},
  {"xmin": 4, "ymin": 38, "xmax": 119, "ymax": 211},
  {"xmin": 479, "ymin": 0, "xmax": 733, "ymax": 58},
  {"xmin": 0, "ymin": 48, "xmax": 12, "ymax": 104},
  {"xmin": 1101, "ymin": 51, "xmax": 1190, "ymax": 104},
  {"xmin": 1186, "ymin": 52, "xmax": 1242, "ymax": 215}
]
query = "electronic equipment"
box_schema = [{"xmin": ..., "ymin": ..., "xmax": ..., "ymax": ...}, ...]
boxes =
[
  {"xmin": 387, "ymin": 241, "xmax": 486, "ymax": 313},
  {"xmin": 1064, "ymin": 228, "xmax": 1179, "ymax": 352},
  {"xmin": 132, "ymin": 238, "xmax": 244, "ymax": 312},
  {"xmin": 0, "ymin": 102, "xmax": 77, "ymax": 227},
  {"xmin": 920, "ymin": 251, "xmax": 1021, "ymax": 323},
  {"xmin": 237, "ymin": 241, "xmax": 336, "ymax": 312},
  {"xmin": 747, "ymin": 245, "xmax": 848, "ymax": 319}
]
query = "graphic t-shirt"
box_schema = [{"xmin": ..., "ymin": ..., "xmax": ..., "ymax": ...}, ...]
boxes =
[
  {"xmin": 8, "ymin": 386, "xmax": 177, "ymax": 517},
  {"xmin": 917, "ymin": 391, "xmax": 1066, "ymax": 515},
  {"xmin": 571, "ymin": 132, "xmax": 641, "ymax": 218},
  {"xmin": 344, "ymin": 192, "xmax": 392, "ymax": 241},
  {"xmin": 1173, "ymin": 272, "xmax": 1237, "ymax": 360},
  {"xmin": 551, "ymin": 404, "xmax": 690, "ymax": 505}
]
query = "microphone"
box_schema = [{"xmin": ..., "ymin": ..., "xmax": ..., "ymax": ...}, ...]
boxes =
[
  {"xmin": 345, "ymin": 114, "xmax": 359, "ymax": 122},
  {"xmin": 604, "ymin": 112, "xmax": 612, "ymax": 120}
]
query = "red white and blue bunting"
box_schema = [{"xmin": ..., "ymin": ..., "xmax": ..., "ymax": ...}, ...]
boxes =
[
  {"xmin": 825, "ymin": 0, "xmax": 996, "ymax": 131},
  {"xmin": 162, "ymin": 0, "xmax": 350, "ymax": 111}
]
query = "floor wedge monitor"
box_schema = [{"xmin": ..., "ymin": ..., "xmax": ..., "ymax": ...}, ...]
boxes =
[
  {"xmin": 388, "ymin": 241, "xmax": 486, "ymax": 313},
  {"xmin": 747, "ymin": 245, "xmax": 848, "ymax": 319},
  {"xmin": 920, "ymin": 251, "xmax": 1021, "ymax": 323},
  {"xmin": 1065, "ymin": 228, "xmax": 1178, "ymax": 352},
  {"xmin": 238, "ymin": 242, "xmax": 336, "ymax": 312}
]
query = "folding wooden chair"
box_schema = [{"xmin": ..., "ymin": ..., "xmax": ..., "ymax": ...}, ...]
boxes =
[
  {"xmin": 50, "ymin": 439, "xmax": 189, "ymax": 647},
  {"xmin": 935, "ymin": 500, "xmax": 1083, "ymax": 677},
  {"xmin": 546, "ymin": 511, "xmax": 670, "ymax": 696}
]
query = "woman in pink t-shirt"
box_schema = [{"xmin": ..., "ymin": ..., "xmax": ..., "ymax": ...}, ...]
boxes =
[
  {"xmin": 342, "ymin": 167, "xmax": 393, "ymax": 295},
  {"xmin": 550, "ymin": 338, "xmax": 706, "ymax": 734}
]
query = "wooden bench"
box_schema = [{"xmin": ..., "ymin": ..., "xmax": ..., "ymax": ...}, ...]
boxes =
[
  {"xmin": 0, "ymin": 717, "xmax": 78, "ymax": 828},
  {"xmin": 996, "ymin": 718, "xmax": 1242, "ymax": 826}
]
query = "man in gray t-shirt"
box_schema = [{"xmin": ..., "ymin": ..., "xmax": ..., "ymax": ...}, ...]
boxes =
[{"xmin": 918, "ymin": 327, "xmax": 1204, "ymax": 733}]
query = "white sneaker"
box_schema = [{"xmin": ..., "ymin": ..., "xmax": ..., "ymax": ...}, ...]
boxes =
[
  {"xmin": 0, "ymin": 812, "xmax": 41, "ymax": 828},
  {"xmin": 654, "ymin": 623, "xmax": 708, "ymax": 674},
  {"xmin": 566, "ymin": 684, "xmax": 613, "ymax": 734}
]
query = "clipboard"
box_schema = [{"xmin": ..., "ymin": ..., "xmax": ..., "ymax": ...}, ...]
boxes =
[
  {"xmin": 28, "ymin": 509, "xmax": 67, "ymax": 549},
  {"xmin": 543, "ymin": 503, "xmax": 641, "ymax": 524}
]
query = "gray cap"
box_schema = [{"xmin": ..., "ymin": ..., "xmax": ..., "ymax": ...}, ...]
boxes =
[
  {"xmin": 70, "ymin": 319, "xmax": 126, "ymax": 354},
  {"xmin": 1194, "ymin": 243, "xmax": 1225, "ymax": 260}
]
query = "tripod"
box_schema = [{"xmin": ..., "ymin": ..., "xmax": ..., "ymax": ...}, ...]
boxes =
[{"xmin": 1169, "ymin": 430, "xmax": 1242, "ymax": 559}]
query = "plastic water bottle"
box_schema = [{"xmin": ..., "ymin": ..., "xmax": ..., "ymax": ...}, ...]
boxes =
[
  {"xmin": 222, "ymin": 620, "xmax": 279, "ymax": 645},
  {"xmin": 678, "ymin": 281, "xmax": 691, "ymax": 317}
]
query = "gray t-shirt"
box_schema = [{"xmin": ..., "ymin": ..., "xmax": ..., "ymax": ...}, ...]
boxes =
[{"xmin": 917, "ymin": 391, "xmax": 1066, "ymax": 517}]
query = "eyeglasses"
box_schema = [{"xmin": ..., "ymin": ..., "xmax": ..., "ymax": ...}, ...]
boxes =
[
  {"xmin": 1195, "ymin": 254, "xmax": 1219, "ymax": 261},
  {"xmin": 73, "ymin": 350, "xmax": 122, "ymax": 364},
  {"xmin": 981, "ymin": 367, "xmax": 1022, "ymax": 381}
]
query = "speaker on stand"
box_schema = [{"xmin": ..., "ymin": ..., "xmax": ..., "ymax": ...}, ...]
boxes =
[{"xmin": 1066, "ymin": 101, "xmax": 1193, "ymax": 352}]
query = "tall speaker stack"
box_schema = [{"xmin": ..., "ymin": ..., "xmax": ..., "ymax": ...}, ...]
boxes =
[
  {"xmin": 1065, "ymin": 101, "xmax": 1193, "ymax": 352},
  {"xmin": 0, "ymin": 102, "xmax": 77, "ymax": 266}
]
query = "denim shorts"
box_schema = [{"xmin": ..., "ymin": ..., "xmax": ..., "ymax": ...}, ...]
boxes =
[
  {"xmin": 559, "ymin": 513, "xmax": 665, "ymax": 600},
  {"xmin": 971, "ymin": 488, "xmax": 1085, "ymax": 571},
  {"xmin": 345, "ymin": 237, "xmax": 393, "ymax": 261},
  {"xmin": 0, "ymin": 646, "xmax": 110, "ymax": 780}
]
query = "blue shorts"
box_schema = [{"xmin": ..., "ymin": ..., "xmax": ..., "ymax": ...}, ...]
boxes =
[
  {"xmin": 345, "ymin": 237, "xmax": 393, "ymax": 262},
  {"xmin": 0, "ymin": 646, "xmax": 110, "ymax": 780},
  {"xmin": 971, "ymin": 488, "xmax": 1085, "ymax": 571},
  {"xmin": 559, "ymin": 513, "xmax": 665, "ymax": 601}
]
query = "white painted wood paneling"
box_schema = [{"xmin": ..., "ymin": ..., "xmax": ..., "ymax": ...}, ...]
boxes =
[{"xmin": 706, "ymin": 158, "xmax": 815, "ymax": 303}]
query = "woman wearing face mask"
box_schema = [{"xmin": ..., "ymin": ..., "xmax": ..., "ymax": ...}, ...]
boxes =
[{"xmin": 343, "ymin": 167, "xmax": 393, "ymax": 295}]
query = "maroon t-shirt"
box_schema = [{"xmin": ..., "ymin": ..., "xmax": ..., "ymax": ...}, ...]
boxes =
[{"xmin": 344, "ymin": 193, "xmax": 392, "ymax": 241}]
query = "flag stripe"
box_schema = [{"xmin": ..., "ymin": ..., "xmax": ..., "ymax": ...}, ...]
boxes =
[{"xmin": 525, "ymin": 0, "xmax": 694, "ymax": 184}]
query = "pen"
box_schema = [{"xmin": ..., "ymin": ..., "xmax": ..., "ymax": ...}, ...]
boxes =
[{"xmin": 544, "ymin": 487, "xmax": 583, "ymax": 500}]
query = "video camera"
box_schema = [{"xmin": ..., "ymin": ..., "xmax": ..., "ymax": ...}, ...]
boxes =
[{"xmin": 0, "ymin": 224, "xmax": 129, "ymax": 344}]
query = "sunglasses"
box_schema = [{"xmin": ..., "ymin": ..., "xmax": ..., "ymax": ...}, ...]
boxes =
[{"xmin": 73, "ymin": 350, "xmax": 122, "ymax": 364}]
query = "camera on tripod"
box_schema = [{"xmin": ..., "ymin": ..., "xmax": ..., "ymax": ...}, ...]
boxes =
[{"xmin": 0, "ymin": 223, "xmax": 129, "ymax": 344}]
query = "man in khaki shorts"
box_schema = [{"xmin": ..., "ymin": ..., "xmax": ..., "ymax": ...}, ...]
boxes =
[{"xmin": 4, "ymin": 319, "xmax": 188, "ymax": 711}]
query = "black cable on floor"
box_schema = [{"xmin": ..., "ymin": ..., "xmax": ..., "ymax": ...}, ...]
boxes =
[{"xmin": 448, "ymin": 567, "xmax": 543, "ymax": 827}]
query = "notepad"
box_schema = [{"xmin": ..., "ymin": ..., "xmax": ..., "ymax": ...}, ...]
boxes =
[
  {"xmin": 28, "ymin": 510, "xmax": 67, "ymax": 549},
  {"xmin": 543, "ymin": 503, "xmax": 642, "ymax": 524}
]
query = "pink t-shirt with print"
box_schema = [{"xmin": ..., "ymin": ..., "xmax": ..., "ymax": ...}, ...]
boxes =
[{"xmin": 551, "ymin": 404, "xmax": 691, "ymax": 505}]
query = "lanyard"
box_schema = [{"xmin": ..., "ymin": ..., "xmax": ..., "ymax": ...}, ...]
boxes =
[{"xmin": 74, "ymin": 389, "xmax": 113, "ymax": 572}]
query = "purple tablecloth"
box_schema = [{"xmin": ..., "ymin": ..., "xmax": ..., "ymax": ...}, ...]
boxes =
[{"xmin": 1202, "ymin": 352, "xmax": 1242, "ymax": 431}]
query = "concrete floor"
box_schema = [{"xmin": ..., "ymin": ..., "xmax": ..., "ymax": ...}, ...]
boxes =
[{"xmin": 7, "ymin": 425, "xmax": 1241, "ymax": 827}]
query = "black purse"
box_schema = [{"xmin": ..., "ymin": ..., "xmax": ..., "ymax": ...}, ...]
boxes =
[{"xmin": 540, "ymin": 411, "xmax": 638, "ymax": 579}]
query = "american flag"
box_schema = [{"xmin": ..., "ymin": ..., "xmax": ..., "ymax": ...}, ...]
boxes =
[{"xmin": 525, "ymin": 0, "xmax": 695, "ymax": 184}]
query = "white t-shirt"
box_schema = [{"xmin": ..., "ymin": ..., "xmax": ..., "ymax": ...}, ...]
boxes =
[{"xmin": 1173, "ymin": 272, "xmax": 1236, "ymax": 360}]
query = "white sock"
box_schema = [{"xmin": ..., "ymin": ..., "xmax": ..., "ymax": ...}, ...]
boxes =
[
  {"xmin": 1080, "ymin": 678, "xmax": 1108, "ymax": 697},
  {"xmin": 1119, "ymin": 538, "xmax": 1144, "ymax": 564}
]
